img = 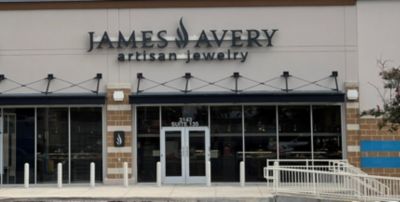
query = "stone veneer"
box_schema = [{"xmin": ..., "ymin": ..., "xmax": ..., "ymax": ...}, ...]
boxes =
[{"xmin": 104, "ymin": 83, "xmax": 134, "ymax": 184}]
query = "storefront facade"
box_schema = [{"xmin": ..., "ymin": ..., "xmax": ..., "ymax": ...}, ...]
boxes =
[{"xmin": 2, "ymin": 0, "xmax": 395, "ymax": 184}]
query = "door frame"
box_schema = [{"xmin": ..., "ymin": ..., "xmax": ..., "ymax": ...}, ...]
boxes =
[
  {"xmin": 160, "ymin": 126, "xmax": 210, "ymax": 184},
  {"xmin": 160, "ymin": 127, "xmax": 185, "ymax": 184},
  {"xmin": 185, "ymin": 127, "xmax": 210, "ymax": 184}
]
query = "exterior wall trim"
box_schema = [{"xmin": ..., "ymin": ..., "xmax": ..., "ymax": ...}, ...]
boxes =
[
  {"xmin": 0, "ymin": 0, "xmax": 356, "ymax": 10},
  {"xmin": 107, "ymin": 104, "xmax": 132, "ymax": 111},
  {"xmin": 347, "ymin": 145, "xmax": 360, "ymax": 152},
  {"xmin": 107, "ymin": 146, "xmax": 132, "ymax": 153},
  {"xmin": 107, "ymin": 125, "xmax": 132, "ymax": 132}
]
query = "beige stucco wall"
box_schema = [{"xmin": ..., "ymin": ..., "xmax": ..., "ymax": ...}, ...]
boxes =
[
  {"xmin": 0, "ymin": 6, "xmax": 357, "ymax": 94},
  {"xmin": 358, "ymin": 0, "xmax": 400, "ymax": 111}
]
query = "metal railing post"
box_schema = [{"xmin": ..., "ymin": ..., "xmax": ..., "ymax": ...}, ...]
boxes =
[
  {"xmin": 206, "ymin": 161, "xmax": 211, "ymax": 187},
  {"xmin": 24, "ymin": 163, "xmax": 29, "ymax": 188},
  {"xmin": 273, "ymin": 161, "xmax": 279, "ymax": 194},
  {"xmin": 363, "ymin": 176, "xmax": 367, "ymax": 201},
  {"xmin": 240, "ymin": 161, "xmax": 245, "ymax": 187},
  {"xmin": 90, "ymin": 162, "xmax": 95, "ymax": 188},
  {"xmin": 360, "ymin": 176, "xmax": 363, "ymax": 198},
  {"xmin": 157, "ymin": 161, "xmax": 161, "ymax": 187},
  {"xmin": 123, "ymin": 162, "xmax": 128, "ymax": 187},
  {"xmin": 57, "ymin": 163, "xmax": 62, "ymax": 188},
  {"xmin": 312, "ymin": 168, "xmax": 316, "ymax": 195},
  {"xmin": 306, "ymin": 160, "xmax": 309, "ymax": 184}
]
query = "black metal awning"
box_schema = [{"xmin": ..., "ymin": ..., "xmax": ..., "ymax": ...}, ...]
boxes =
[
  {"xmin": 0, "ymin": 94, "xmax": 106, "ymax": 105},
  {"xmin": 130, "ymin": 92, "xmax": 345, "ymax": 104},
  {"xmin": 131, "ymin": 71, "xmax": 345, "ymax": 104}
]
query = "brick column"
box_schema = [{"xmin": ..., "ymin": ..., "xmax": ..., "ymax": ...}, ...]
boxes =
[
  {"xmin": 344, "ymin": 82, "xmax": 361, "ymax": 167},
  {"xmin": 104, "ymin": 83, "xmax": 134, "ymax": 184}
]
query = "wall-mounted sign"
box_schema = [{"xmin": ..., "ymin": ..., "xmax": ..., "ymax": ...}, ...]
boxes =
[
  {"xmin": 114, "ymin": 131, "xmax": 125, "ymax": 147},
  {"xmin": 87, "ymin": 18, "xmax": 278, "ymax": 63},
  {"xmin": 171, "ymin": 117, "xmax": 199, "ymax": 127}
]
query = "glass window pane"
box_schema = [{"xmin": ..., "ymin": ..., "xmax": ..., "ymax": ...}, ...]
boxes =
[
  {"xmin": 162, "ymin": 106, "xmax": 208, "ymax": 127},
  {"xmin": 37, "ymin": 108, "xmax": 69, "ymax": 183},
  {"xmin": 70, "ymin": 107, "xmax": 103, "ymax": 182},
  {"xmin": 137, "ymin": 107, "xmax": 160, "ymax": 182},
  {"xmin": 137, "ymin": 107, "xmax": 160, "ymax": 134},
  {"xmin": 313, "ymin": 106, "xmax": 342, "ymax": 159},
  {"xmin": 2, "ymin": 109, "xmax": 35, "ymax": 184},
  {"xmin": 244, "ymin": 106, "xmax": 276, "ymax": 182},
  {"xmin": 210, "ymin": 106, "xmax": 242, "ymax": 182},
  {"xmin": 188, "ymin": 131, "xmax": 206, "ymax": 176},
  {"xmin": 165, "ymin": 131, "xmax": 182, "ymax": 176},
  {"xmin": 278, "ymin": 106, "xmax": 311, "ymax": 159}
]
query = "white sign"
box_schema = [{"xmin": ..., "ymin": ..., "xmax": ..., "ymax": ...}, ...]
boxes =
[{"xmin": 171, "ymin": 117, "xmax": 199, "ymax": 127}]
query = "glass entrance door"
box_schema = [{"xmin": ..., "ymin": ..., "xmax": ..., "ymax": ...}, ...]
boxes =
[{"xmin": 161, "ymin": 127, "xmax": 209, "ymax": 184}]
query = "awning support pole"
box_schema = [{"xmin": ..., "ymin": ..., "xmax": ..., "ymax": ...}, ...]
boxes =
[
  {"xmin": 137, "ymin": 73, "xmax": 144, "ymax": 94},
  {"xmin": 233, "ymin": 72, "xmax": 240, "ymax": 93},
  {"xmin": 94, "ymin": 73, "xmax": 102, "ymax": 94},
  {"xmin": 44, "ymin": 74, "xmax": 54, "ymax": 95},
  {"xmin": 282, "ymin": 71, "xmax": 290, "ymax": 92},
  {"xmin": 183, "ymin": 73, "xmax": 192, "ymax": 93},
  {"xmin": 331, "ymin": 71, "xmax": 339, "ymax": 92}
]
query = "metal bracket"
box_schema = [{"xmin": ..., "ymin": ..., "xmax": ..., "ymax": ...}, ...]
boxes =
[
  {"xmin": 233, "ymin": 72, "xmax": 240, "ymax": 93},
  {"xmin": 44, "ymin": 74, "xmax": 54, "ymax": 95},
  {"xmin": 137, "ymin": 73, "xmax": 144, "ymax": 94},
  {"xmin": 282, "ymin": 71, "xmax": 291, "ymax": 92},
  {"xmin": 331, "ymin": 71, "xmax": 339, "ymax": 92},
  {"xmin": 183, "ymin": 73, "xmax": 192, "ymax": 93}
]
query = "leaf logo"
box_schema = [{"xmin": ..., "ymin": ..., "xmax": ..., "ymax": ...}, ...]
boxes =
[
  {"xmin": 116, "ymin": 134, "xmax": 123, "ymax": 145},
  {"xmin": 175, "ymin": 17, "xmax": 189, "ymax": 48}
]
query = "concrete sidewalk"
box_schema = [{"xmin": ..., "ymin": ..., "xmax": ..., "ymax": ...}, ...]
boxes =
[{"xmin": 0, "ymin": 184, "xmax": 274, "ymax": 201}]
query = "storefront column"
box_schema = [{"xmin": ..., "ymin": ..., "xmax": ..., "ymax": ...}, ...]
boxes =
[
  {"xmin": 104, "ymin": 83, "xmax": 134, "ymax": 184},
  {"xmin": 345, "ymin": 82, "xmax": 361, "ymax": 167}
]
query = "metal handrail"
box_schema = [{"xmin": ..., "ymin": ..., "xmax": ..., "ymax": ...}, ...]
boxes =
[{"xmin": 265, "ymin": 160, "xmax": 400, "ymax": 201}]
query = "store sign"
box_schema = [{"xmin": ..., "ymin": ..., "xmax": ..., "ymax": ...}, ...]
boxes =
[
  {"xmin": 87, "ymin": 18, "xmax": 278, "ymax": 63},
  {"xmin": 171, "ymin": 117, "xmax": 199, "ymax": 127},
  {"xmin": 114, "ymin": 131, "xmax": 125, "ymax": 147}
]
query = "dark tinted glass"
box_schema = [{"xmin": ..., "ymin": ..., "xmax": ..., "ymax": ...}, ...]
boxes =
[
  {"xmin": 70, "ymin": 107, "xmax": 103, "ymax": 182},
  {"xmin": 37, "ymin": 108, "xmax": 69, "ymax": 183},
  {"xmin": 165, "ymin": 131, "xmax": 182, "ymax": 176},
  {"xmin": 244, "ymin": 106, "xmax": 277, "ymax": 182},
  {"xmin": 2, "ymin": 108, "xmax": 35, "ymax": 184},
  {"xmin": 313, "ymin": 106, "xmax": 342, "ymax": 159},
  {"xmin": 137, "ymin": 107, "xmax": 160, "ymax": 182},
  {"xmin": 137, "ymin": 107, "xmax": 160, "ymax": 134},
  {"xmin": 188, "ymin": 131, "xmax": 206, "ymax": 176},
  {"xmin": 210, "ymin": 106, "xmax": 242, "ymax": 182},
  {"xmin": 278, "ymin": 106, "xmax": 311, "ymax": 159}
]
